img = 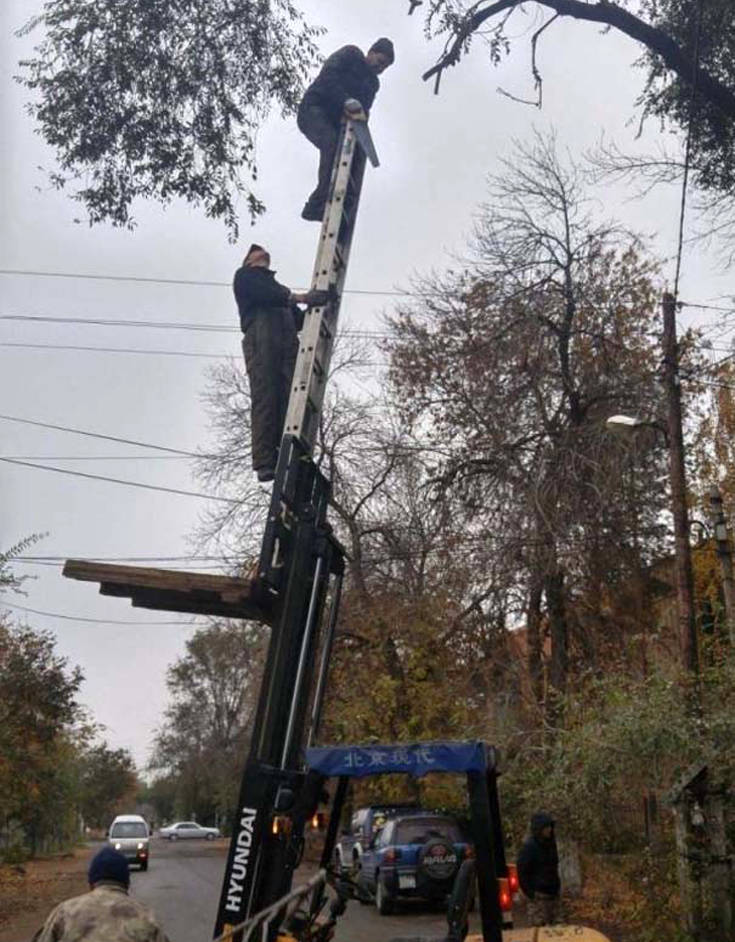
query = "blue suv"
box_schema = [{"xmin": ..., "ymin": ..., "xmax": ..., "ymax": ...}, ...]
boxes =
[{"xmin": 356, "ymin": 813, "xmax": 472, "ymax": 915}]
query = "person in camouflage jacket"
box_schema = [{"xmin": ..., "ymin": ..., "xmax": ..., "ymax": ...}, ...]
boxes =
[{"xmin": 33, "ymin": 846, "xmax": 170, "ymax": 942}]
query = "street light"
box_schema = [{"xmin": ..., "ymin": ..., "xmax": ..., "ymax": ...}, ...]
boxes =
[
  {"xmin": 605, "ymin": 415, "xmax": 668, "ymax": 442},
  {"xmin": 606, "ymin": 414, "xmax": 644, "ymax": 431},
  {"xmin": 605, "ymin": 404, "xmax": 698, "ymax": 676}
]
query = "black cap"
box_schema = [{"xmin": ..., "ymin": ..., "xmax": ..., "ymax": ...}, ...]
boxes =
[
  {"xmin": 369, "ymin": 38, "xmax": 395, "ymax": 64},
  {"xmin": 88, "ymin": 846, "xmax": 130, "ymax": 887}
]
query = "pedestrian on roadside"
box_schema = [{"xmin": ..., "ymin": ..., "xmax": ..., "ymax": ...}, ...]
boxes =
[
  {"xmin": 32, "ymin": 846, "xmax": 171, "ymax": 942},
  {"xmin": 517, "ymin": 811, "xmax": 561, "ymax": 926}
]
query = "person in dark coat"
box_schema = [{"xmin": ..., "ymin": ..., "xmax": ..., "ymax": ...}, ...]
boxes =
[
  {"xmin": 297, "ymin": 38, "xmax": 395, "ymax": 221},
  {"xmin": 516, "ymin": 811, "xmax": 561, "ymax": 926},
  {"xmin": 233, "ymin": 244, "xmax": 326, "ymax": 482}
]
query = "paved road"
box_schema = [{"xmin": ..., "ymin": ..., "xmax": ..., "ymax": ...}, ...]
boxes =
[
  {"xmin": 131, "ymin": 838, "xmax": 227, "ymax": 942},
  {"xmin": 131, "ymin": 839, "xmax": 479, "ymax": 942}
]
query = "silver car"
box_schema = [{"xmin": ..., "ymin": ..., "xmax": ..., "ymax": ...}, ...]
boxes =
[{"xmin": 159, "ymin": 821, "xmax": 220, "ymax": 841}]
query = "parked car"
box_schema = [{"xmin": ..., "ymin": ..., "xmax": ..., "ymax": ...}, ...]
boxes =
[
  {"xmin": 335, "ymin": 804, "xmax": 422, "ymax": 877},
  {"xmin": 159, "ymin": 821, "xmax": 221, "ymax": 841},
  {"xmin": 107, "ymin": 814, "xmax": 151, "ymax": 871},
  {"xmin": 356, "ymin": 812, "xmax": 473, "ymax": 915}
]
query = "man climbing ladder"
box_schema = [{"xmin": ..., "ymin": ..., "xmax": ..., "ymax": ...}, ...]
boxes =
[
  {"xmin": 211, "ymin": 104, "xmax": 383, "ymax": 942},
  {"xmin": 298, "ymin": 38, "xmax": 394, "ymax": 221}
]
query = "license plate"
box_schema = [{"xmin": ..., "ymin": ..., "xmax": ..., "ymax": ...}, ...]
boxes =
[{"xmin": 398, "ymin": 874, "xmax": 416, "ymax": 889}]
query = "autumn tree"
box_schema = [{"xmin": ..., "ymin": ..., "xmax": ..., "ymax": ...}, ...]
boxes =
[
  {"xmin": 150, "ymin": 620, "xmax": 267, "ymax": 825},
  {"xmin": 386, "ymin": 133, "xmax": 669, "ymax": 713},
  {"xmin": 78, "ymin": 744, "xmax": 138, "ymax": 829},
  {"xmin": 16, "ymin": 0, "xmax": 322, "ymax": 235},
  {"xmin": 0, "ymin": 619, "xmax": 83, "ymax": 854},
  {"xmin": 196, "ymin": 333, "xmax": 525, "ymax": 741}
]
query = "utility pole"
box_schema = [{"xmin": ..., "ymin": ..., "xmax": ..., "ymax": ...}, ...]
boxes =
[
  {"xmin": 662, "ymin": 292, "xmax": 699, "ymax": 675},
  {"xmin": 707, "ymin": 485, "xmax": 735, "ymax": 646}
]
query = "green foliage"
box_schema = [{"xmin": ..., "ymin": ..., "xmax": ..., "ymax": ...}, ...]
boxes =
[
  {"xmin": 497, "ymin": 664, "xmax": 735, "ymax": 854},
  {"xmin": 78, "ymin": 744, "xmax": 138, "ymax": 829},
  {"xmin": 17, "ymin": 0, "xmax": 323, "ymax": 236},
  {"xmin": 0, "ymin": 534, "xmax": 45, "ymax": 594},
  {"xmin": 416, "ymin": 0, "xmax": 735, "ymax": 202},
  {"xmin": 150, "ymin": 620, "xmax": 267, "ymax": 826},
  {"xmin": 0, "ymin": 619, "xmax": 84, "ymax": 854},
  {"xmin": 1, "ymin": 843, "xmax": 29, "ymax": 865},
  {"xmin": 639, "ymin": 0, "xmax": 735, "ymax": 195},
  {"xmin": 138, "ymin": 775, "xmax": 178, "ymax": 826}
]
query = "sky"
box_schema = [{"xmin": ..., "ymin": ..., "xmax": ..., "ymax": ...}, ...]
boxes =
[{"xmin": 1, "ymin": 0, "xmax": 732, "ymax": 772}]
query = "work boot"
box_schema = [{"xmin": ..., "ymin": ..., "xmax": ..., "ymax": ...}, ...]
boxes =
[
  {"xmin": 255, "ymin": 466, "xmax": 275, "ymax": 483},
  {"xmin": 301, "ymin": 201, "xmax": 325, "ymax": 222}
]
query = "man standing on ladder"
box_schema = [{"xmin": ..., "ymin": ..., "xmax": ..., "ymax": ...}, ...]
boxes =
[
  {"xmin": 234, "ymin": 244, "xmax": 327, "ymax": 482},
  {"xmin": 298, "ymin": 38, "xmax": 395, "ymax": 221}
]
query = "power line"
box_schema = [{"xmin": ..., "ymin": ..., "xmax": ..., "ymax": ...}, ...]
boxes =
[
  {"xmin": 1, "ymin": 455, "xmax": 191, "ymax": 461},
  {"xmin": 0, "ymin": 268, "xmax": 411, "ymax": 297},
  {"xmin": 0, "ymin": 312, "xmax": 394, "ymax": 337},
  {"xmin": 0, "ymin": 456, "xmax": 238, "ymax": 503},
  {"xmin": 0, "ymin": 413, "xmax": 198, "ymax": 456},
  {"xmin": 0, "ymin": 598, "xmax": 195, "ymax": 626},
  {"xmin": 11, "ymin": 554, "xmax": 239, "ymax": 565},
  {"xmin": 0, "ymin": 341, "xmax": 231, "ymax": 358}
]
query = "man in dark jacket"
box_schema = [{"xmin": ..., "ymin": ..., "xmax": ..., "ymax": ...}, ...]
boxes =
[
  {"xmin": 297, "ymin": 38, "xmax": 395, "ymax": 221},
  {"xmin": 516, "ymin": 811, "xmax": 561, "ymax": 926},
  {"xmin": 233, "ymin": 244, "xmax": 326, "ymax": 482}
]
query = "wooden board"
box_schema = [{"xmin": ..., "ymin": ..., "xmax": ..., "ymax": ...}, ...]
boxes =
[{"xmin": 63, "ymin": 559, "xmax": 273, "ymax": 624}]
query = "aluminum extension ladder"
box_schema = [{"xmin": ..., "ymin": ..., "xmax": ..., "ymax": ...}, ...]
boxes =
[{"xmin": 283, "ymin": 117, "xmax": 379, "ymax": 451}]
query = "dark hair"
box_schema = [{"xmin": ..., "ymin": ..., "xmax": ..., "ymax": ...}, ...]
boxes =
[{"xmin": 369, "ymin": 38, "xmax": 395, "ymax": 64}]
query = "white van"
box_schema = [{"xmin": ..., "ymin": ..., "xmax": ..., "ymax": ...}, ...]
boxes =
[{"xmin": 107, "ymin": 814, "xmax": 151, "ymax": 871}]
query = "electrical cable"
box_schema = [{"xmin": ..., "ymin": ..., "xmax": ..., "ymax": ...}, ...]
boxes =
[
  {"xmin": 0, "ymin": 267, "xmax": 412, "ymax": 297},
  {"xmin": 0, "ymin": 456, "xmax": 238, "ymax": 503},
  {"xmin": 1, "ymin": 455, "xmax": 191, "ymax": 461},
  {"xmin": 0, "ymin": 413, "xmax": 198, "ymax": 456},
  {"xmin": 0, "ymin": 312, "xmax": 395, "ymax": 338},
  {"xmin": 0, "ymin": 598, "xmax": 194, "ymax": 626},
  {"xmin": 0, "ymin": 341, "xmax": 231, "ymax": 358}
]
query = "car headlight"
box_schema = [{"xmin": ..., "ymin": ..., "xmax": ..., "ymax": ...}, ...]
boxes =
[
  {"xmin": 114, "ymin": 842, "xmax": 122, "ymax": 850},
  {"xmin": 137, "ymin": 842, "xmax": 144, "ymax": 849}
]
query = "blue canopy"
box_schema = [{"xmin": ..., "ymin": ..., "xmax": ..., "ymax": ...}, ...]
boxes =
[{"xmin": 305, "ymin": 741, "xmax": 496, "ymax": 778}]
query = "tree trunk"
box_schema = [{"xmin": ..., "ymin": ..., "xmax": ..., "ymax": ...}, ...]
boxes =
[
  {"xmin": 526, "ymin": 575, "xmax": 544, "ymax": 708},
  {"xmin": 545, "ymin": 566, "xmax": 568, "ymax": 710}
]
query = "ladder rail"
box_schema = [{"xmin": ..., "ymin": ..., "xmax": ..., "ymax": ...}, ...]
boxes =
[{"xmin": 284, "ymin": 118, "xmax": 370, "ymax": 451}]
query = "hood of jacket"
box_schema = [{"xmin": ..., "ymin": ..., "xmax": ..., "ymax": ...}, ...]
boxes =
[{"xmin": 530, "ymin": 812, "xmax": 555, "ymax": 839}]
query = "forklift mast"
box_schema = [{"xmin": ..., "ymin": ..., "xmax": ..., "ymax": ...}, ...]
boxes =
[{"xmin": 212, "ymin": 116, "xmax": 377, "ymax": 940}]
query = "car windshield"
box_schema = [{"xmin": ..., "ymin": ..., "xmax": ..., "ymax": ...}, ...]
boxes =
[
  {"xmin": 110, "ymin": 822, "xmax": 147, "ymax": 838},
  {"xmin": 394, "ymin": 818, "xmax": 461, "ymax": 844}
]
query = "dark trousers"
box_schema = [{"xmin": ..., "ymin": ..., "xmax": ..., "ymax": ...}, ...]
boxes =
[
  {"xmin": 242, "ymin": 309, "xmax": 298, "ymax": 472},
  {"xmin": 297, "ymin": 102, "xmax": 340, "ymax": 211}
]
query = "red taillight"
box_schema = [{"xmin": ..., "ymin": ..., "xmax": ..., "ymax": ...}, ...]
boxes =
[
  {"xmin": 498, "ymin": 877, "xmax": 512, "ymax": 912},
  {"xmin": 506, "ymin": 863, "xmax": 519, "ymax": 895},
  {"xmin": 384, "ymin": 847, "xmax": 402, "ymax": 863}
]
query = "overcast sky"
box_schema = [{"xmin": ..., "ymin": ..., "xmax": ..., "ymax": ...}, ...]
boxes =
[{"xmin": 1, "ymin": 0, "xmax": 732, "ymax": 772}]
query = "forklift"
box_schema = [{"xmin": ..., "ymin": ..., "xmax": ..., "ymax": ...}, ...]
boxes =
[{"xmin": 65, "ymin": 110, "xmax": 611, "ymax": 942}]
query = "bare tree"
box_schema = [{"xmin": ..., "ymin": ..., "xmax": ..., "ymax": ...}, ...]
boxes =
[{"xmin": 386, "ymin": 132, "xmax": 669, "ymax": 713}]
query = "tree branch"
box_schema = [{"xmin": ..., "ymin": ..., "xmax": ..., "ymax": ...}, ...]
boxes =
[{"xmin": 422, "ymin": 0, "xmax": 735, "ymax": 120}]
